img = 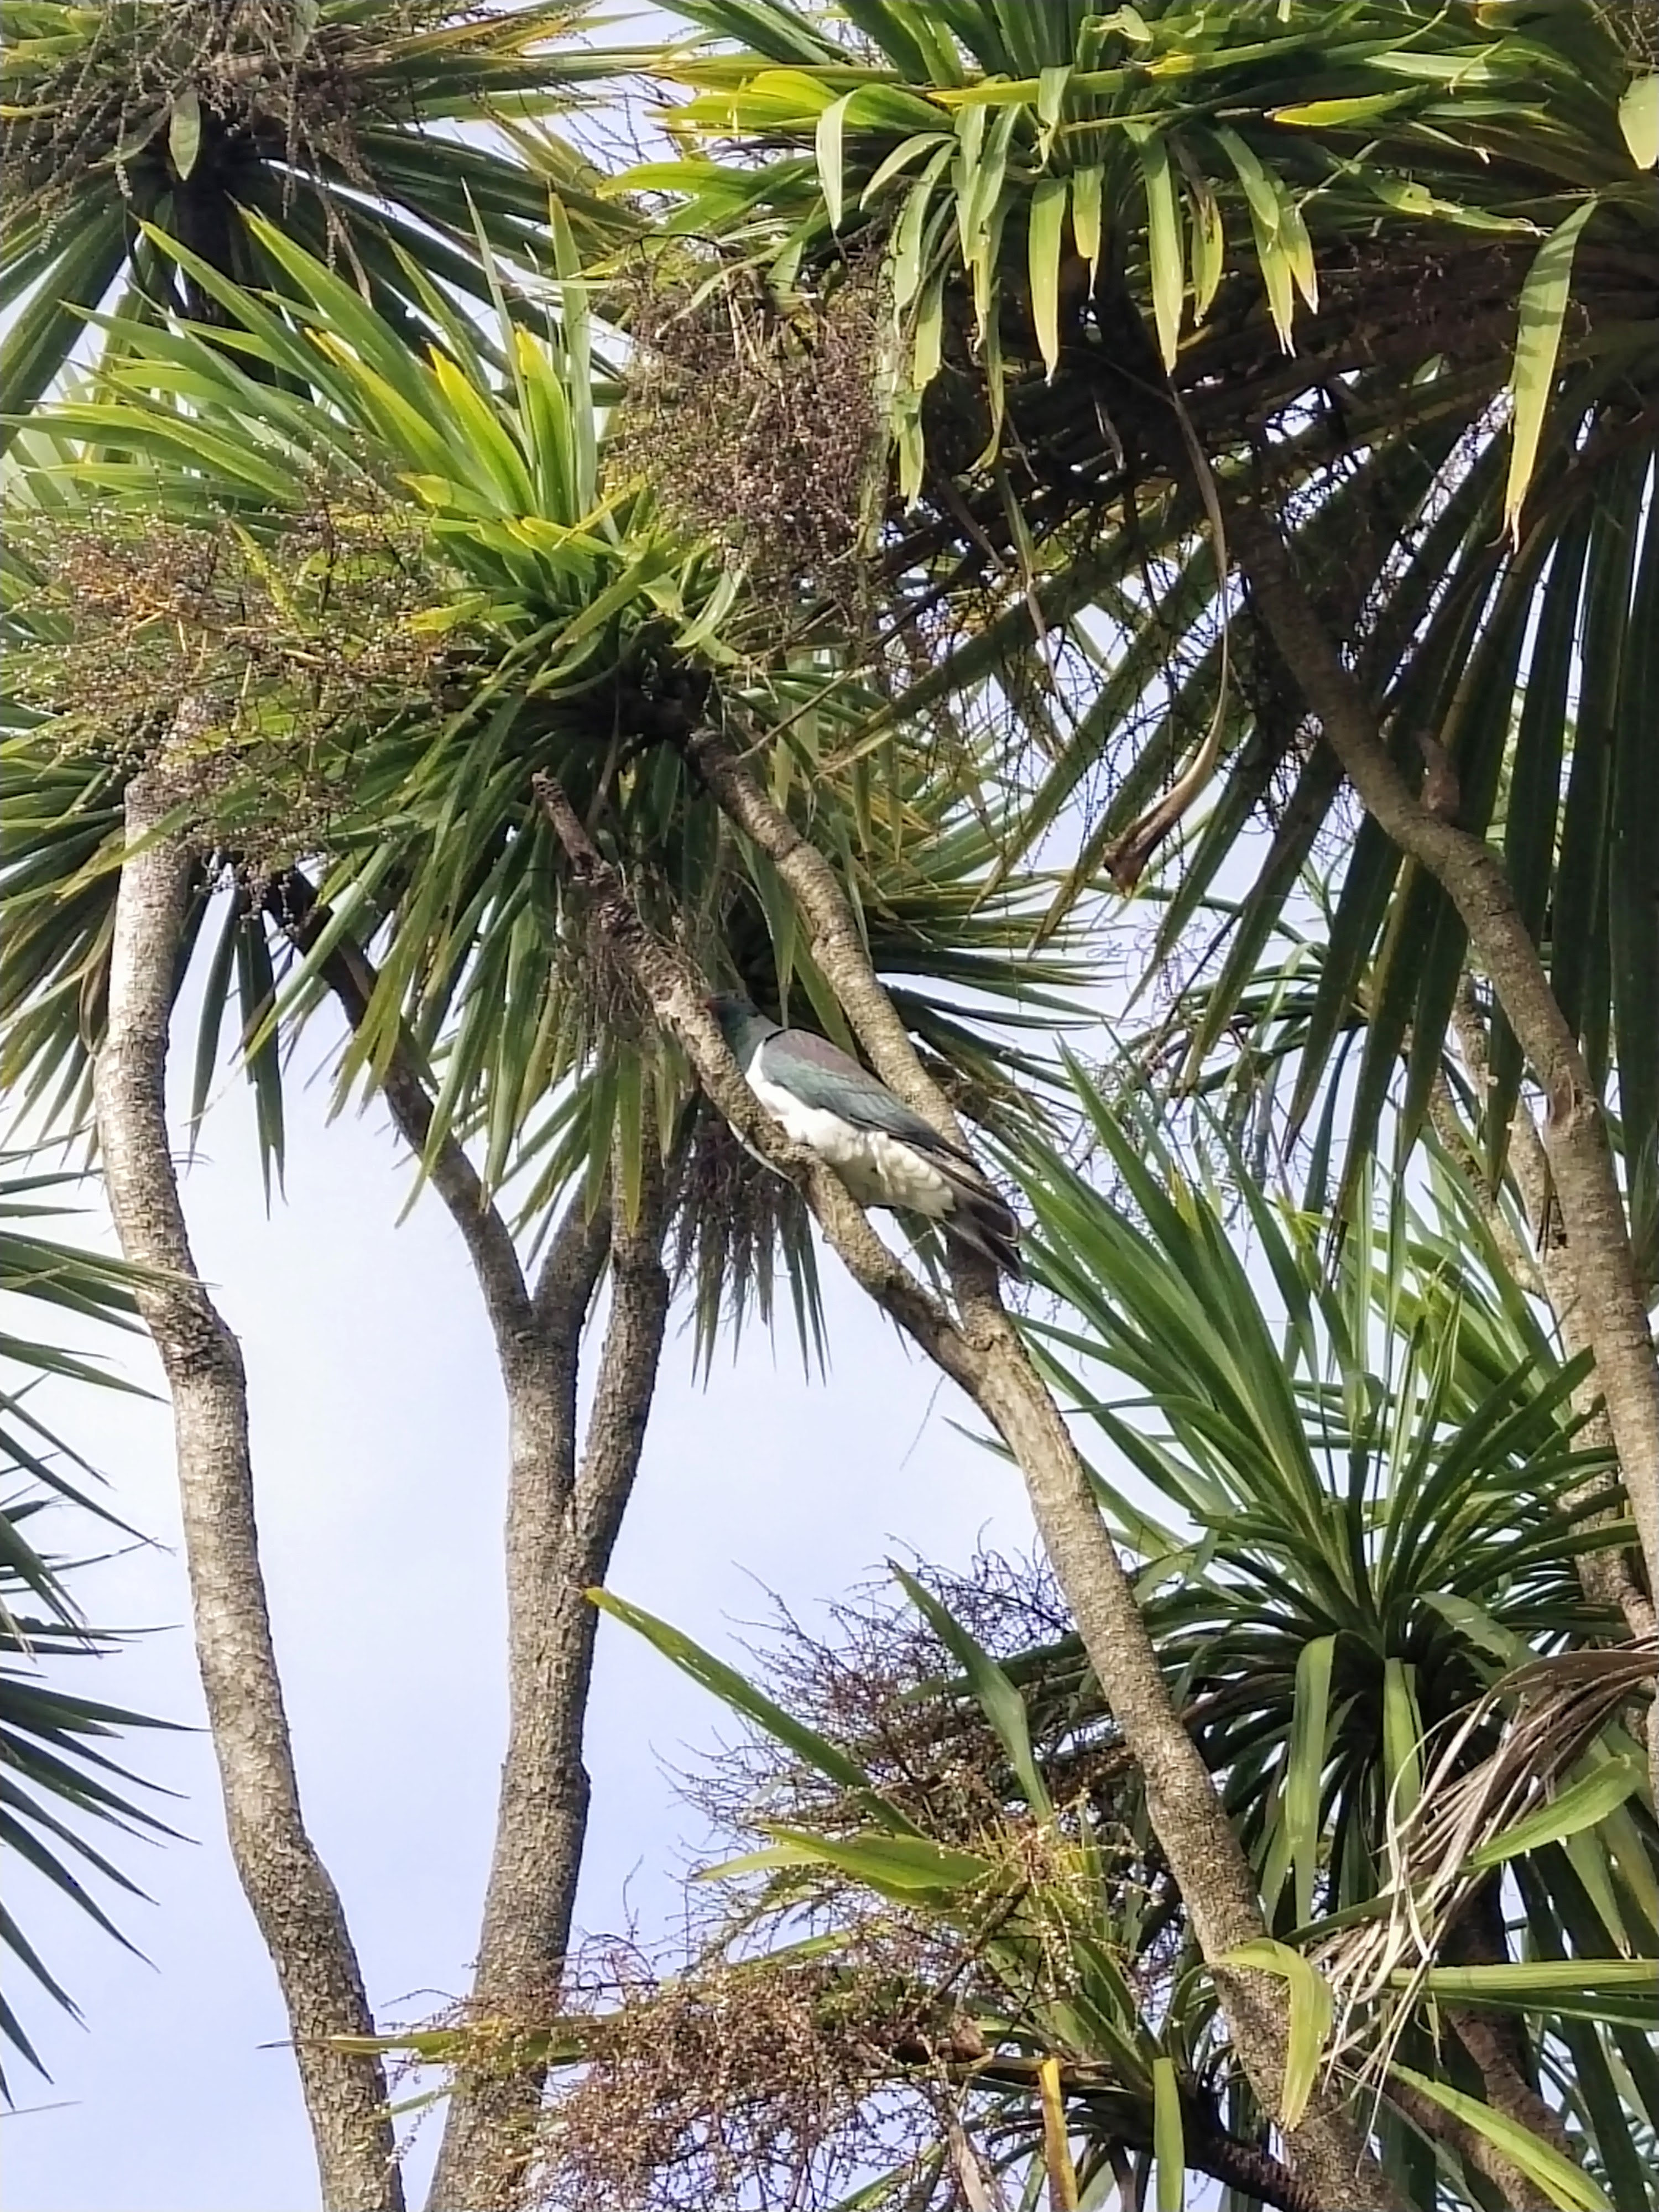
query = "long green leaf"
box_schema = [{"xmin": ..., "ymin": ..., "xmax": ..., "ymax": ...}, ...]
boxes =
[
  {"xmin": 590, "ymin": 1590, "xmax": 916, "ymax": 1829},
  {"xmin": 892, "ymin": 1564, "xmax": 1053, "ymax": 1817},
  {"xmin": 1390, "ymin": 2063, "xmax": 1613, "ymax": 2211}
]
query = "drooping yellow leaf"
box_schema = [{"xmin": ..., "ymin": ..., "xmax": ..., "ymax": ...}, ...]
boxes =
[
  {"xmin": 1135, "ymin": 131, "xmax": 1183, "ymax": 368},
  {"xmin": 1186, "ymin": 171, "xmax": 1223, "ymax": 324},
  {"xmin": 815, "ymin": 90, "xmax": 853, "ymax": 230},
  {"xmin": 1222, "ymin": 1939, "xmax": 1333, "ymax": 2129},
  {"xmin": 1270, "ymin": 91, "xmax": 1413, "ymax": 126},
  {"xmin": 1037, "ymin": 2056, "xmax": 1081, "ymax": 2211},
  {"xmin": 911, "ymin": 268, "xmax": 946, "ymax": 392},
  {"xmin": 1504, "ymin": 199, "xmax": 1595, "ymax": 542},
  {"xmin": 1152, "ymin": 2057, "xmax": 1185, "ymax": 2212},
  {"xmin": 1216, "ymin": 126, "xmax": 1296, "ymax": 348},
  {"xmin": 1071, "ymin": 164, "xmax": 1103, "ymax": 290},
  {"xmin": 1279, "ymin": 188, "xmax": 1319, "ymax": 311},
  {"xmin": 1028, "ymin": 174, "xmax": 1068, "ymax": 378},
  {"xmin": 168, "ymin": 85, "xmax": 202, "ymax": 181}
]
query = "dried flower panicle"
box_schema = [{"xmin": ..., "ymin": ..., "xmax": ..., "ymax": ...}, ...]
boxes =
[
  {"xmin": 397, "ymin": 1554, "xmax": 1175, "ymax": 2209},
  {"xmin": 7, "ymin": 485, "xmax": 463, "ymax": 875},
  {"xmin": 2, "ymin": 0, "xmax": 469, "ymax": 239},
  {"xmin": 530, "ymin": 1943, "xmax": 926, "ymax": 2212},
  {"xmin": 612, "ymin": 253, "xmax": 890, "ymax": 611}
]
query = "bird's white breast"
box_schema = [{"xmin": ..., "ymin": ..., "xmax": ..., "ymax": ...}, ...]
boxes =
[{"xmin": 747, "ymin": 1057, "xmax": 954, "ymax": 1216}]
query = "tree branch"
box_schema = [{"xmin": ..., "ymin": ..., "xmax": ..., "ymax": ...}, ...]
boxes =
[
  {"xmin": 97, "ymin": 766, "xmax": 401, "ymax": 2212},
  {"xmin": 682, "ymin": 724, "xmax": 971, "ymax": 1143},
  {"xmin": 1386, "ymin": 2077, "xmax": 1556, "ymax": 2212},
  {"xmin": 531, "ymin": 771, "xmax": 1403, "ymax": 2212},
  {"xmin": 1446, "ymin": 980, "xmax": 1656, "ymax": 1653},
  {"xmin": 1228, "ymin": 499, "xmax": 1659, "ymax": 1609}
]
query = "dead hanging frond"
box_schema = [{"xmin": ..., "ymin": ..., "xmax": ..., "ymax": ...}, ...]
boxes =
[
  {"xmin": 1318, "ymin": 1640, "xmax": 1658, "ymax": 2086},
  {"xmin": 612, "ymin": 249, "xmax": 891, "ymax": 612},
  {"xmin": 670, "ymin": 1107, "xmax": 826, "ymax": 1376}
]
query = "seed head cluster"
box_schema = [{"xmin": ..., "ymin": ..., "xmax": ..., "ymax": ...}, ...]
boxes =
[
  {"xmin": 3, "ymin": 0, "xmax": 466, "ymax": 234},
  {"xmin": 528, "ymin": 1944, "xmax": 924, "ymax": 2212},
  {"xmin": 614, "ymin": 255, "xmax": 890, "ymax": 611},
  {"xmin": 7, "ymin": 489, "xmax": 462, "ymax": 875}
]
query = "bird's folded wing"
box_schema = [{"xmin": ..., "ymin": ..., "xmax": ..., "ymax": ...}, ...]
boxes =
[{"xmin": 761, "ymin": 1030, "xmax": 980, "ymax": 1165}]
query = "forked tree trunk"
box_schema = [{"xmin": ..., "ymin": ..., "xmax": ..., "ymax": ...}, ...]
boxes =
[
  {"xmin": 424, "ymin": 1153, "xmax": 677, "ymax": 2210},
  {"xmin": 271, "ymin": 876, "xmax": 682, "ymax": 2209},
  {"xmin": 96, "ymin": 761, "xmax": 401, "ymax": 2210}
]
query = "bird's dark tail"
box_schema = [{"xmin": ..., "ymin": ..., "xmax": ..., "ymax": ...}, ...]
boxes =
[{"xmin": 940, "ymin": 1165, "xmax": 1024, "ymax": 1280}]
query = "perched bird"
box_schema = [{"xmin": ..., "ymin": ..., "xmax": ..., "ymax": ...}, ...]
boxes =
[{"xmin": 705, "ymin": 994, "xmax": 1022, "ymax": 1278}]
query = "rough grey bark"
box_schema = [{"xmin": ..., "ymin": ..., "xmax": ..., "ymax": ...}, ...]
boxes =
[
  {"xmin": 1230, "ymin": 502, "xmax": 1659, "ymax": 1618},
  {"xmin": 1387, "ymin": 2077, "xmax": 1555, "ymax": 2211},
  {"xmin": 423, "ymin": 1159, "xmax": 675, "ymax": 2211},
  {"xmin": 272, "ymin": 876, "xmax": 678, "ymax": 2210},
  {"xmin": 534, "ymin": 770, "xmax": 1404, "ymax": 2212},
  {"xmin": 95, "ymin": 766, "xmax": 401, "ymax": 2210},
  {"xmin": 1442, "ymin": 1881, "xmax": 1574, "ymax": 2198},
  {"xmin": 1445, "ymin": 980, "xmax": 1656, "ymax": 1653}
]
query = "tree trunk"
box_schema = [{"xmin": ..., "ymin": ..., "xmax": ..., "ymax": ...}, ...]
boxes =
[
  {"xmin": 1446, "ymin": 979, "xmax": 1656, "ymax": 1651},
  {"xmin": 534, "ymin": 770, "xmax": 1406, "ymax": 2212},
  {"xmin": 96, "ymin": 762, "xmax": 401, "ymax": 2210},
  {"xmin": 270, "ymin": 874, "xmax": 681, "ymax": 2208},
  {"xmin": 425, "ymin": 1150, "xmax": 676, "ymax": 2209}
]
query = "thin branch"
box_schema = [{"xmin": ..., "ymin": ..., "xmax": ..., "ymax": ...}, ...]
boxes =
[
  {"xmin": 98, "ymin": 765, "xmax": 401, "ymax": 2212},
  {"xmin": 531, "ymin": 770, "xmax": 1404, "ymax": 2212}
]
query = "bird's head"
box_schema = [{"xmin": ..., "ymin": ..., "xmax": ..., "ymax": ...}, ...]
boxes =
[{"xmin": 705, "ymin": 993, "xmax": 770, "ymax": 1057}]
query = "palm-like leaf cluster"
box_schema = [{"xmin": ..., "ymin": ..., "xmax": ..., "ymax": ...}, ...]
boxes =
[
  {"xmin": 2, "ymin": 214, "xmax": 1083, "ymax": 1353},
  {"xmin": 6, "ymin": 5, "xmax": 1657, "ymax": 2200},
  {"xmin": 582, "ymin": 1068, "xmax": 1655, "ymax": 2210},
  {"xmin": 0, "ymin": 1160, "xmax": 176, "ymax": 2090},
  {"xmin": 617, "ymin": 0, "xmax": 1659, "ymax": 1230},
  {"xmin": 1, "ymin": 0, "xmax": 636, "ymax": 432}
]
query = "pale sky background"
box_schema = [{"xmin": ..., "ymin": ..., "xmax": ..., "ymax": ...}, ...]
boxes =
[{"xmin": 5, "ymin": 986, "xmax": 1042, "ymax": 2210}]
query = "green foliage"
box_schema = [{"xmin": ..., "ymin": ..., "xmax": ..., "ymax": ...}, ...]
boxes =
[
  {"xmin": 2, "ymin": 216, "xmax": 1083, "ymax": 1360},
  {"xmin": 550, "ymin": 1066, "xmax": 1655, "ymax": 2207},
  {"xmin": 0, "ymin": 0, "xmax": 638, "ymax": 436},
  {"xmin": 0, "ymin": 1159, "xmax": 176, "ymax": 2091},
  {"xmin": 7, "ymin": 11, "xmax": 1659, "ymax": 2201},
  {"xmin": 620, "ymin": 0, "xmax": 1659, "ymax": 1238}
]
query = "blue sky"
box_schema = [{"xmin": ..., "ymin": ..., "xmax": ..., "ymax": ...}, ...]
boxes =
[{"xmin": 7, "ymin": 1006, "xmax": 1037, "ymax": 2210}]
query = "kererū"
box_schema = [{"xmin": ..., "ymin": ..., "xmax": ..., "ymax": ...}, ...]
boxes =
[{"xmin": 705, "ymin": 995, "xmax": 1022, "ymax": 1278}]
